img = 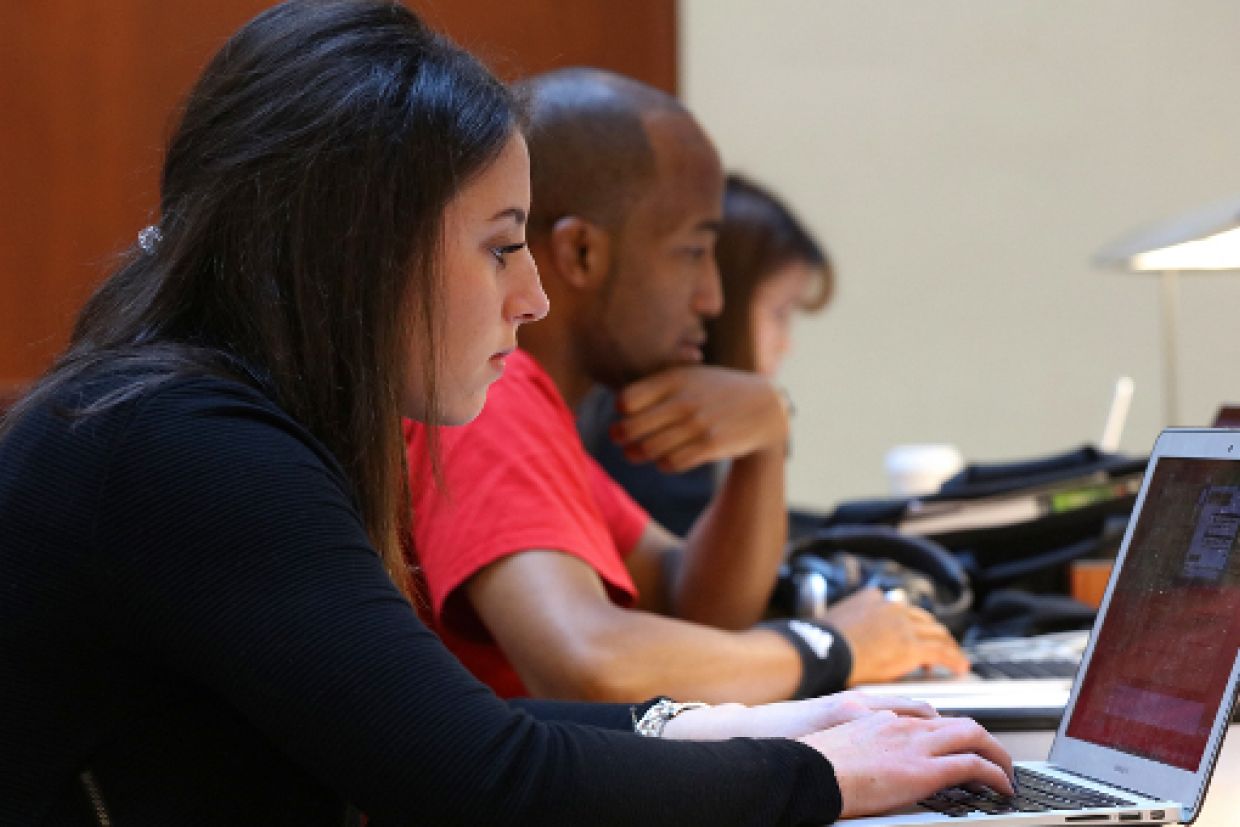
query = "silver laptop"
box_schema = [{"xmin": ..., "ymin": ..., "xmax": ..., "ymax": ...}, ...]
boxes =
[
  {"xmin": 858, "ymin": 674, "xmax": 1073, "ymax": 729},
  {"xmin": 844, "ymin": 428, "xmax": 1240, "ymax": 825}
]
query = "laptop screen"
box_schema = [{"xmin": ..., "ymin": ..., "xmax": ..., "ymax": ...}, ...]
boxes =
[{"xmin": 1066, "ymin": 457, "xmax": 1240, "ymax": 771}]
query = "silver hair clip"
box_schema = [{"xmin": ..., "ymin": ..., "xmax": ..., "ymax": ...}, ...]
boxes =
[{"xmin": 137, "ymin": 225, "xmax": 163, "ymax": 254}]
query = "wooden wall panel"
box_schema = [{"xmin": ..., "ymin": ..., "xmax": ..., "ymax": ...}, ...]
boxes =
[
  {"xmin": 412, "ymin": 0, "xmax": 676, "ymax": 89},
  {"xmin": 0, "ymin": 1, "xmax": 675, "ymax": 391}
]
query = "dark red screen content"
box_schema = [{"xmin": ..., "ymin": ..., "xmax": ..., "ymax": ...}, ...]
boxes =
[{"xmin": 1067, "ymin": 458, "xmax": 1240, "ymax": 771}]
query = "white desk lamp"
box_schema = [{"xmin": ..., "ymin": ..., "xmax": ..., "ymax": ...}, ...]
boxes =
[{"xmin": 1094, "ymin": 195, "xmax": 1240, "ymax": 426}]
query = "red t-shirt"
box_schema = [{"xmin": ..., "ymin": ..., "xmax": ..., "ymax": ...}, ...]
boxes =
[{"xmin": 404, "ymin": 349, "xmax": 650, "ymax": 697}]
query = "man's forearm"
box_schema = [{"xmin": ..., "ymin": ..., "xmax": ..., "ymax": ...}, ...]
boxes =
[
  {"xmin": 673, "ymin": 441, "xmax": 788, "ymax": 629},
  {"xmin": 470, "ymin": 549, "xmax": 806, "ymax": 705},
  {"xmin": 533, "ymin": 611, "xmax": 803, "ymax": 704}
]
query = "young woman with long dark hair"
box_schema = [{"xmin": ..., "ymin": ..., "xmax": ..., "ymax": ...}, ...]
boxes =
[{"xmin": 0, "ymin": 2, "xmax": 1011, "ymax": 823}]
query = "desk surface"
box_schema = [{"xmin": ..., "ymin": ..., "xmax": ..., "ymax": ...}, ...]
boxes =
[{"xmin": 996, "ymin": 725, "xmax": 1240, "ymax": 827}]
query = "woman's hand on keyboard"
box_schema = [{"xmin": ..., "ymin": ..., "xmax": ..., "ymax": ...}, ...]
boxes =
[{"xmin": 798, "ymin": 711, "xmax": 1015, "ymax": 819}]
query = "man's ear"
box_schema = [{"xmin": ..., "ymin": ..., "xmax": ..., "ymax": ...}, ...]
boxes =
[{"xmin": 548, "ymin": 216, "xmax": 612, "ymax": 291}]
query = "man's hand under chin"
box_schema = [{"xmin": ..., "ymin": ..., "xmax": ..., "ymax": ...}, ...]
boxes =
[{"xmin": 610, "ymin": 365, "xmax": 789, "ymax": 473}]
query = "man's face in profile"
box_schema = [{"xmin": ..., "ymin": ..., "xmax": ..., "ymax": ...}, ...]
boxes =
[{"xmin": 590, "ymin": 112, "xmax": 725, "ymax": 386}]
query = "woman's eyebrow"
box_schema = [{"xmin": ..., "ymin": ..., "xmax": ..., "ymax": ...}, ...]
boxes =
[{"xmin": 489, "ymin": 207, "xmax": 527, "ymax": 225}]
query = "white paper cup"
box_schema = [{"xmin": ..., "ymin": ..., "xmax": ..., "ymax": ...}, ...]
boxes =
[{"xmin": 884, "ymin": 443, "xmax": 965, "ymax": 497}]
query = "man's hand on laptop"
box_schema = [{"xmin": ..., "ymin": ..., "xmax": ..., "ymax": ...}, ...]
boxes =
[
  {"xmin": 661, "ymin": 691, "xmax": 938, "ymax": 740},
  {"xmin": 822, "ymin": 587, "xmax": 971, "ymax": 685},
  {"xmin": 799, "ymin": 712, "xmax": 1015, "ymax": 819},
  {"xmin": 611, "ymin": 366, "xmax": 789, "ymax": 472}
]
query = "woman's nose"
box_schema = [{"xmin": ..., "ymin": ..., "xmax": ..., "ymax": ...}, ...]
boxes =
[{"xmin": 511, "ymin": 254, "xmax": 549, "ymax": 323}]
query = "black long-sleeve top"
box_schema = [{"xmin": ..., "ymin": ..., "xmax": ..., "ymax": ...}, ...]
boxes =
[{"xmin": 0, "ymin": 372, "xmax": 842, "ymax": 825}]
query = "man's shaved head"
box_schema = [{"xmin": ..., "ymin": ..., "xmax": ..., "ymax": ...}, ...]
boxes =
[
  {"xmin": 510, "ymin": 67, "xmax": 725, "ymax": 401},
  {"xmin": 515, "ymin": 68, "xmax": 688, "ymax": 237}
]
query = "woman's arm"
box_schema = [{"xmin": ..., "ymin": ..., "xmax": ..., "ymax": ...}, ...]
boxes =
[{"xmin": 94, "ymin": 380, "xmax": 842, "ymax": 826}]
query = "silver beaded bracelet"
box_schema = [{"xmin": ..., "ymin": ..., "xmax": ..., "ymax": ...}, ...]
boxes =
[{"xmin": 632, "ymin": 698, "xmax": 709, "ymax": 738}]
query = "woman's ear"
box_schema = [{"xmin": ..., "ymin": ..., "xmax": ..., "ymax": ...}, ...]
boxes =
[{"xmin": 548, "ymin": 216, "xmax": 612, "ymax": 291}]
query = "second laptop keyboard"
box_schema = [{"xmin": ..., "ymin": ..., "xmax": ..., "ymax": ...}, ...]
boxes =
[{"xmin": 966, "ymin": 630, "xmax": 1087, "ymax": 680}]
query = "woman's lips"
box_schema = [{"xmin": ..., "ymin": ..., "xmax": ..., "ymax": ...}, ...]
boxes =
[
  {"xmin": 676, "ymin": 339, "xmax": 705, "ymax": 363},
  {"xmin": 489, "ymin": 347, "xmax": 515, "ymax": 371}
]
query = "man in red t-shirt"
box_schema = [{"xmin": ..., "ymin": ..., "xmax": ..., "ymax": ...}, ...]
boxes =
[{"xmin": 406, "ymin": 68, "xmax": 967, "ymax": 703}]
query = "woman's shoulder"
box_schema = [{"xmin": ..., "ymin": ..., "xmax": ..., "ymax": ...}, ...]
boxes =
[
  {"xmin": 8, "ymin": 364, "xmax": 339, "ymax": 494},
  {"xmin": 123, "ymin": 371, "xmax": 296, "ymax": 433},
  {"xmin": 69, "ymin": 369, "xmax": 298, "ymax": 451},
  {"xmin": 107, "ymin": 371, "xmax": 344, "ymax": 485},
  {"xmin": 21, "ymin": 362, "xmax": 281, "ymax": 425},
  {"xmin": 3, "ymin": 367, "xmax": 253, "ymax": 459}
]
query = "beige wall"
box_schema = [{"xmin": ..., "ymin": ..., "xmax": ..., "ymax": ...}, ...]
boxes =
[{"xmin": 681, "ymin": 0, "xmax": 1240, "ymax": 511}]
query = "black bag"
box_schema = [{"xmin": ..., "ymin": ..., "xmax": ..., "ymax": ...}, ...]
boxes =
[{"xmin": 788, "ymin": 445, "xmax": 1147, "ymax": 604}]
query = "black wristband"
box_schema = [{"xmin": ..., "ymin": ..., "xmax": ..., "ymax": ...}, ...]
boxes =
[{"xmin": 761, "ymin": 618, "xmax": 853, "ymax": 699}]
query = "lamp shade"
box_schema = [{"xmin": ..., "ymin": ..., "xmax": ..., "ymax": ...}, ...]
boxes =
[{"xmin": 1095, "ymin": 195, "xmax": 1240, "ymax": 272}]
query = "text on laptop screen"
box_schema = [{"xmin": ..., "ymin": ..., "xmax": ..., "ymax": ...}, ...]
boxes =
[{"xmin": 1066, "ymin": 457, "xmax": 1240, "ymax": 771}]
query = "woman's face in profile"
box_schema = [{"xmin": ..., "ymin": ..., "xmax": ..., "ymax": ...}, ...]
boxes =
[
  {"xmin": 404, "ymin": 132, "xmax": 549, "ymax": 424},
  {"xmin": 749, "ymin": 260, "xmax": 821, "ymax": 378}
]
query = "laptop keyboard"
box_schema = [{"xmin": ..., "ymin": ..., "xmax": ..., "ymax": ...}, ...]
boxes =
[
  {"xmin": 971, "ymin": 658, "xmax": 1079, "ymax": 679},
  {"xmin": 919, "ymin": 766, "xmax": 1135, "ymax": 817},
  {"xmin": 967, "ymin": 630, "xmax": 1087, "ymax": 680}
]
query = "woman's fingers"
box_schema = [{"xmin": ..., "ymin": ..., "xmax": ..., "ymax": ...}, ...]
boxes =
[
  {"xmin": 856, "ymin": 693, "xmax": 939, "ymax": 719},
  {"xmin": 931, "ymin": 753, "xmax": 1015, "ymax": 797},
  {"xmin": 923, "ymin": 717, "xmax": 1015, "ymax": 785}
]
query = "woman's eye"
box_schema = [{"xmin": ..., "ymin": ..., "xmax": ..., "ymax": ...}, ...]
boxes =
[
  {"xmin": 489, "ymin": 242, "xmax": 527, "ymax": 267},
  {"xmin": 681, "ymin": 246, "xmax": 708, "ymax": 262}
]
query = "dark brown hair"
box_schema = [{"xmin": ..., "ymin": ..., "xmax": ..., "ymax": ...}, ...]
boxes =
[
  {"xmin": 0, "ymin": 0, "xmax": 519, "ymax": 593},
  {"xmin": 703, "ymin": 174, "xmax": 833, "ymax": 371}
]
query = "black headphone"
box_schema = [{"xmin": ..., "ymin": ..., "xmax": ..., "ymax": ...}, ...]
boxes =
[{"xmin": 778, "ymin": 525, "xmax": 973, "ymax": 629}]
